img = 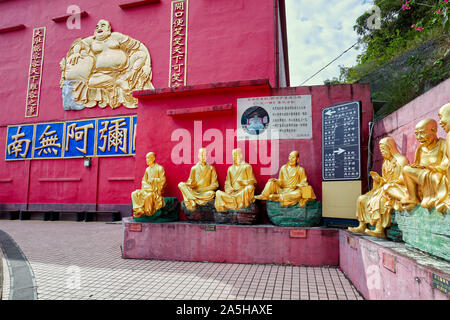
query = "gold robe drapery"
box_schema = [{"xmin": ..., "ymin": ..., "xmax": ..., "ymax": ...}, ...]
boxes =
[
  {"xmin": 178, "ymin": 163, "xmax": 219, "ymax": 210},
  {"xmin": 257, "ymin": 165, "xmax": 316, "ymax": 207},
  {"xmin": 357, "ymin": 156, "xmax": 408, "ymax": 228},
  {"xmin": 215, "ymin": 162, "xmax": 256, "ymax": 212},
  {"xmin": 131, "ymin": 164, "xmax": 165, "ymax": 217},
  {"xmin": 412, "ymin": 138, "xmax": 448, "ymax": 210}
]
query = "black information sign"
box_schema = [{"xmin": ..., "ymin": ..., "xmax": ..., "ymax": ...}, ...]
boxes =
[{"xmin": 322, "ymin": 101, "xmax": 361, "ymax": 181}]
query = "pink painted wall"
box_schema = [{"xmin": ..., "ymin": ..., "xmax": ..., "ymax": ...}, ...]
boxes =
[
  {"xmin": 372, "ymin": 78, "xmax": 450, "ymax": 172},
  {"xmin": 122, "ymin": 218, "xmax": 339, "ymax": 266},
  {"xmin": 0, "ymin": 0, "xmax": 281, "ymax": 210},
  {"xmin": 339, "ymin": 230, "xmax": 449, "ymax": 300},
  {"xmin": 134, "ymin": 82, "xmax": 373, "ymax": 221}
]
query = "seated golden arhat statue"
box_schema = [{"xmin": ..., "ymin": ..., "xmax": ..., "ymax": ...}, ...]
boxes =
[
  {"xmin": 131, "ymin": 152, "xmax": 166, "ymax": 218},
  {"xmin": 401, "ymin": 118, "xmax": 447, "ymax": 211},
  {"xmin": 436, "ymin": 102, "xmax": 450, "ymax": 213},
  {"xmin": 178, "ymin": 148, "xmax": 219, "ymax": 211},
  {"xmin": 60, "ymin": 19, "xmax": 154, "ymax": 109},
  {"xmin": 215, "ymin": 148, "xmax": 257, "ymax": 212},
  {"xmin": 349, "ymin": 137, "xmax": 409, "ymax": 237},
  {"xmin": 255, "ymin": 150, "xmax": 316, "ymax": 207}
]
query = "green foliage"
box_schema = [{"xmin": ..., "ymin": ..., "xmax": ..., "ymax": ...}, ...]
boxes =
[
  {"xmin": 374, "ymin": 41, "xmax": 450, "ymax": 120},
  {"xmin": 324, "ymin": 0, "xmax": 450, "ymax": 120}
]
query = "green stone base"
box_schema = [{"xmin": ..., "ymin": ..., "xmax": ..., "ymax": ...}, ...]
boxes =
[
  {"xmin": 266, "ymin": 200, "xmax": 321, "ymax": 227},
  {"xmin": 133, "ymin": 197, "xmax": 179, "ymax": 223},
  {"xmin": 395, "ymin": 206, "xmax": 449, "ymax": 261},
  {"xmin": 386, "ymin": 223, "xmax": 403, "ymax": 242},
  {"xmin": 386, "ymin": 213, "xmax": 403, "ymax": 242},
  {"xmin": 181, "ymin": 200, "xmax": 216, "ymax": 222}
]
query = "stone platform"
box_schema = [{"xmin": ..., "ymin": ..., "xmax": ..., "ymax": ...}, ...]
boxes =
[
  {"xmin": 122, "ymin": 217, "xmax": 339, "ymax": 266},
  {"xmin": 340, "ymin": 230, "xmax": 449, "ymax": 300},
  {"xmin": 121, "ymin": 218, "xmax": 449, "ymax": 299}
]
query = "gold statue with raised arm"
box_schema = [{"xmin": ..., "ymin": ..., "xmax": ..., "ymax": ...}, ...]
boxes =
[
  {"xmin": 255, "ymin": 151, "xmax": 316, "ymax": 207},
  {"xmin": 178, "ymin": 148, "xmax": 219, "ymax": 211},
  {"xmin": 60, "ymin": 19, "xmax": 154, "ymax": 109},
  {"xmin": 349, "ymin": 137, "xmax": 409, "ymax": 237},
  {"xmin": 401, "ymin": 118, "xmax": 447, "ymax": 211},
  {"xmin": 131, "ymin": 152, "xmax": 165, "ymax": 218},
  {"xmin": 436, "ymin": 103, "xmax": 450, "ymax": 213},
  {"xmin": 214, "ymin": 148, "xmax": 257, "ymax": 212}
]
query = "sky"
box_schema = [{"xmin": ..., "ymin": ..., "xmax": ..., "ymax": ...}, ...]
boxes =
[{"xmin": 286, "ymin": 0, "xmax": 374, "ymax": 86}]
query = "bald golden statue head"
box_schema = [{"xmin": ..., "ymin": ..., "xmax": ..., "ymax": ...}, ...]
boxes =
[
  {"xmin": 438, "ymin": 103, "xmax": 450, "ymax": 133},
  {"xmin": 146, "ymin": 152, "xmax": 156, "ymax": 165},
  {"xmin": 414, "ymin": 118, "xmax": 438, "ymax": 146},
  {"xmin": 288, "ymin": 151, "xmax": 299, "ymax": 166},
  {"xmin": 379, "ymin": 136, "xmax": 407, "ymax": 162},
  {"xmin": 198, "ymin": 148, "xmax": 208, "ymax": 164},
  {"xmin": 232, "ymin": 148, "xmax": 243, "ymax": 165}
]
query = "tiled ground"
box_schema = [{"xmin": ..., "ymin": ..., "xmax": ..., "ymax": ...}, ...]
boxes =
[{"xmin": 0, "ymin": 220, "xmax": 363, "ymax": 300}]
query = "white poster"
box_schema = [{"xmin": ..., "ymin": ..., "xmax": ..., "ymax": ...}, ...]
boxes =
[{"xmin": 236, "ymin": 95, "xmax": 312, "ymax": 140}]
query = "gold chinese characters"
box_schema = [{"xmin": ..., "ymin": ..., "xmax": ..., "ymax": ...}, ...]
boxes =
[
  {"xmin": 26, "ymin": 27, "xmax": 46, "ymax": 117},
  {"xmin": 169, "ymin": 0, "xmax": 188, "ymax": 87},
  {"xmin": 60, "ymin": 19, "xmax": 154, "ymax": 109}
]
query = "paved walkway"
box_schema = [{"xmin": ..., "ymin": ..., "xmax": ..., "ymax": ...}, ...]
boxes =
[{"xmin": 0, "ymin": 220, "xmax": 363, "ymax": 300}]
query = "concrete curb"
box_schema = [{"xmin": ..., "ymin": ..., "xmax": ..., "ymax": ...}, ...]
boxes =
[{"xmin": 0, "ymin": 230, "xmax": 37, "ymax": 300}]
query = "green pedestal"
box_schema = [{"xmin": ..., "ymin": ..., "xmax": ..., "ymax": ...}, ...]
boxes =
[
  {"xmin": 266, "ymin": 200, "xmax": 321, "ymax": 227},
  {"xmin": 133, "ymin": 197, "xmax": 179, "ymax": 223},
  {"xmin": 395, "ymin": 206, "xmax": 449, "ymax": 261},
  {"xmin": 386, "ymin": 213, "xmax": 403, "ymax": 242}
]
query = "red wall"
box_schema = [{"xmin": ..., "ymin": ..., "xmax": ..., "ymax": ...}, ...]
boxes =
[
  {"xmin": 0, "ymin": 0, "xmax": 280, "ymax": 211},
  {"xmin": 134, "ymin": 82, "xmax": 373, "ymax": 220},
  {"xmin": 0, "ymin": 0, "xmax": 277, "ymax": 127}
]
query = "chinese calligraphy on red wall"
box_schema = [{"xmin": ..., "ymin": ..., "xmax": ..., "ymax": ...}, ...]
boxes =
[
  {"xmin": 25, "ymin": 27, "xmax": 46, "ymax": 118},
  {"xmin": 169, "ymin": 0, "xmax": 188, "ymax": 88}
]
